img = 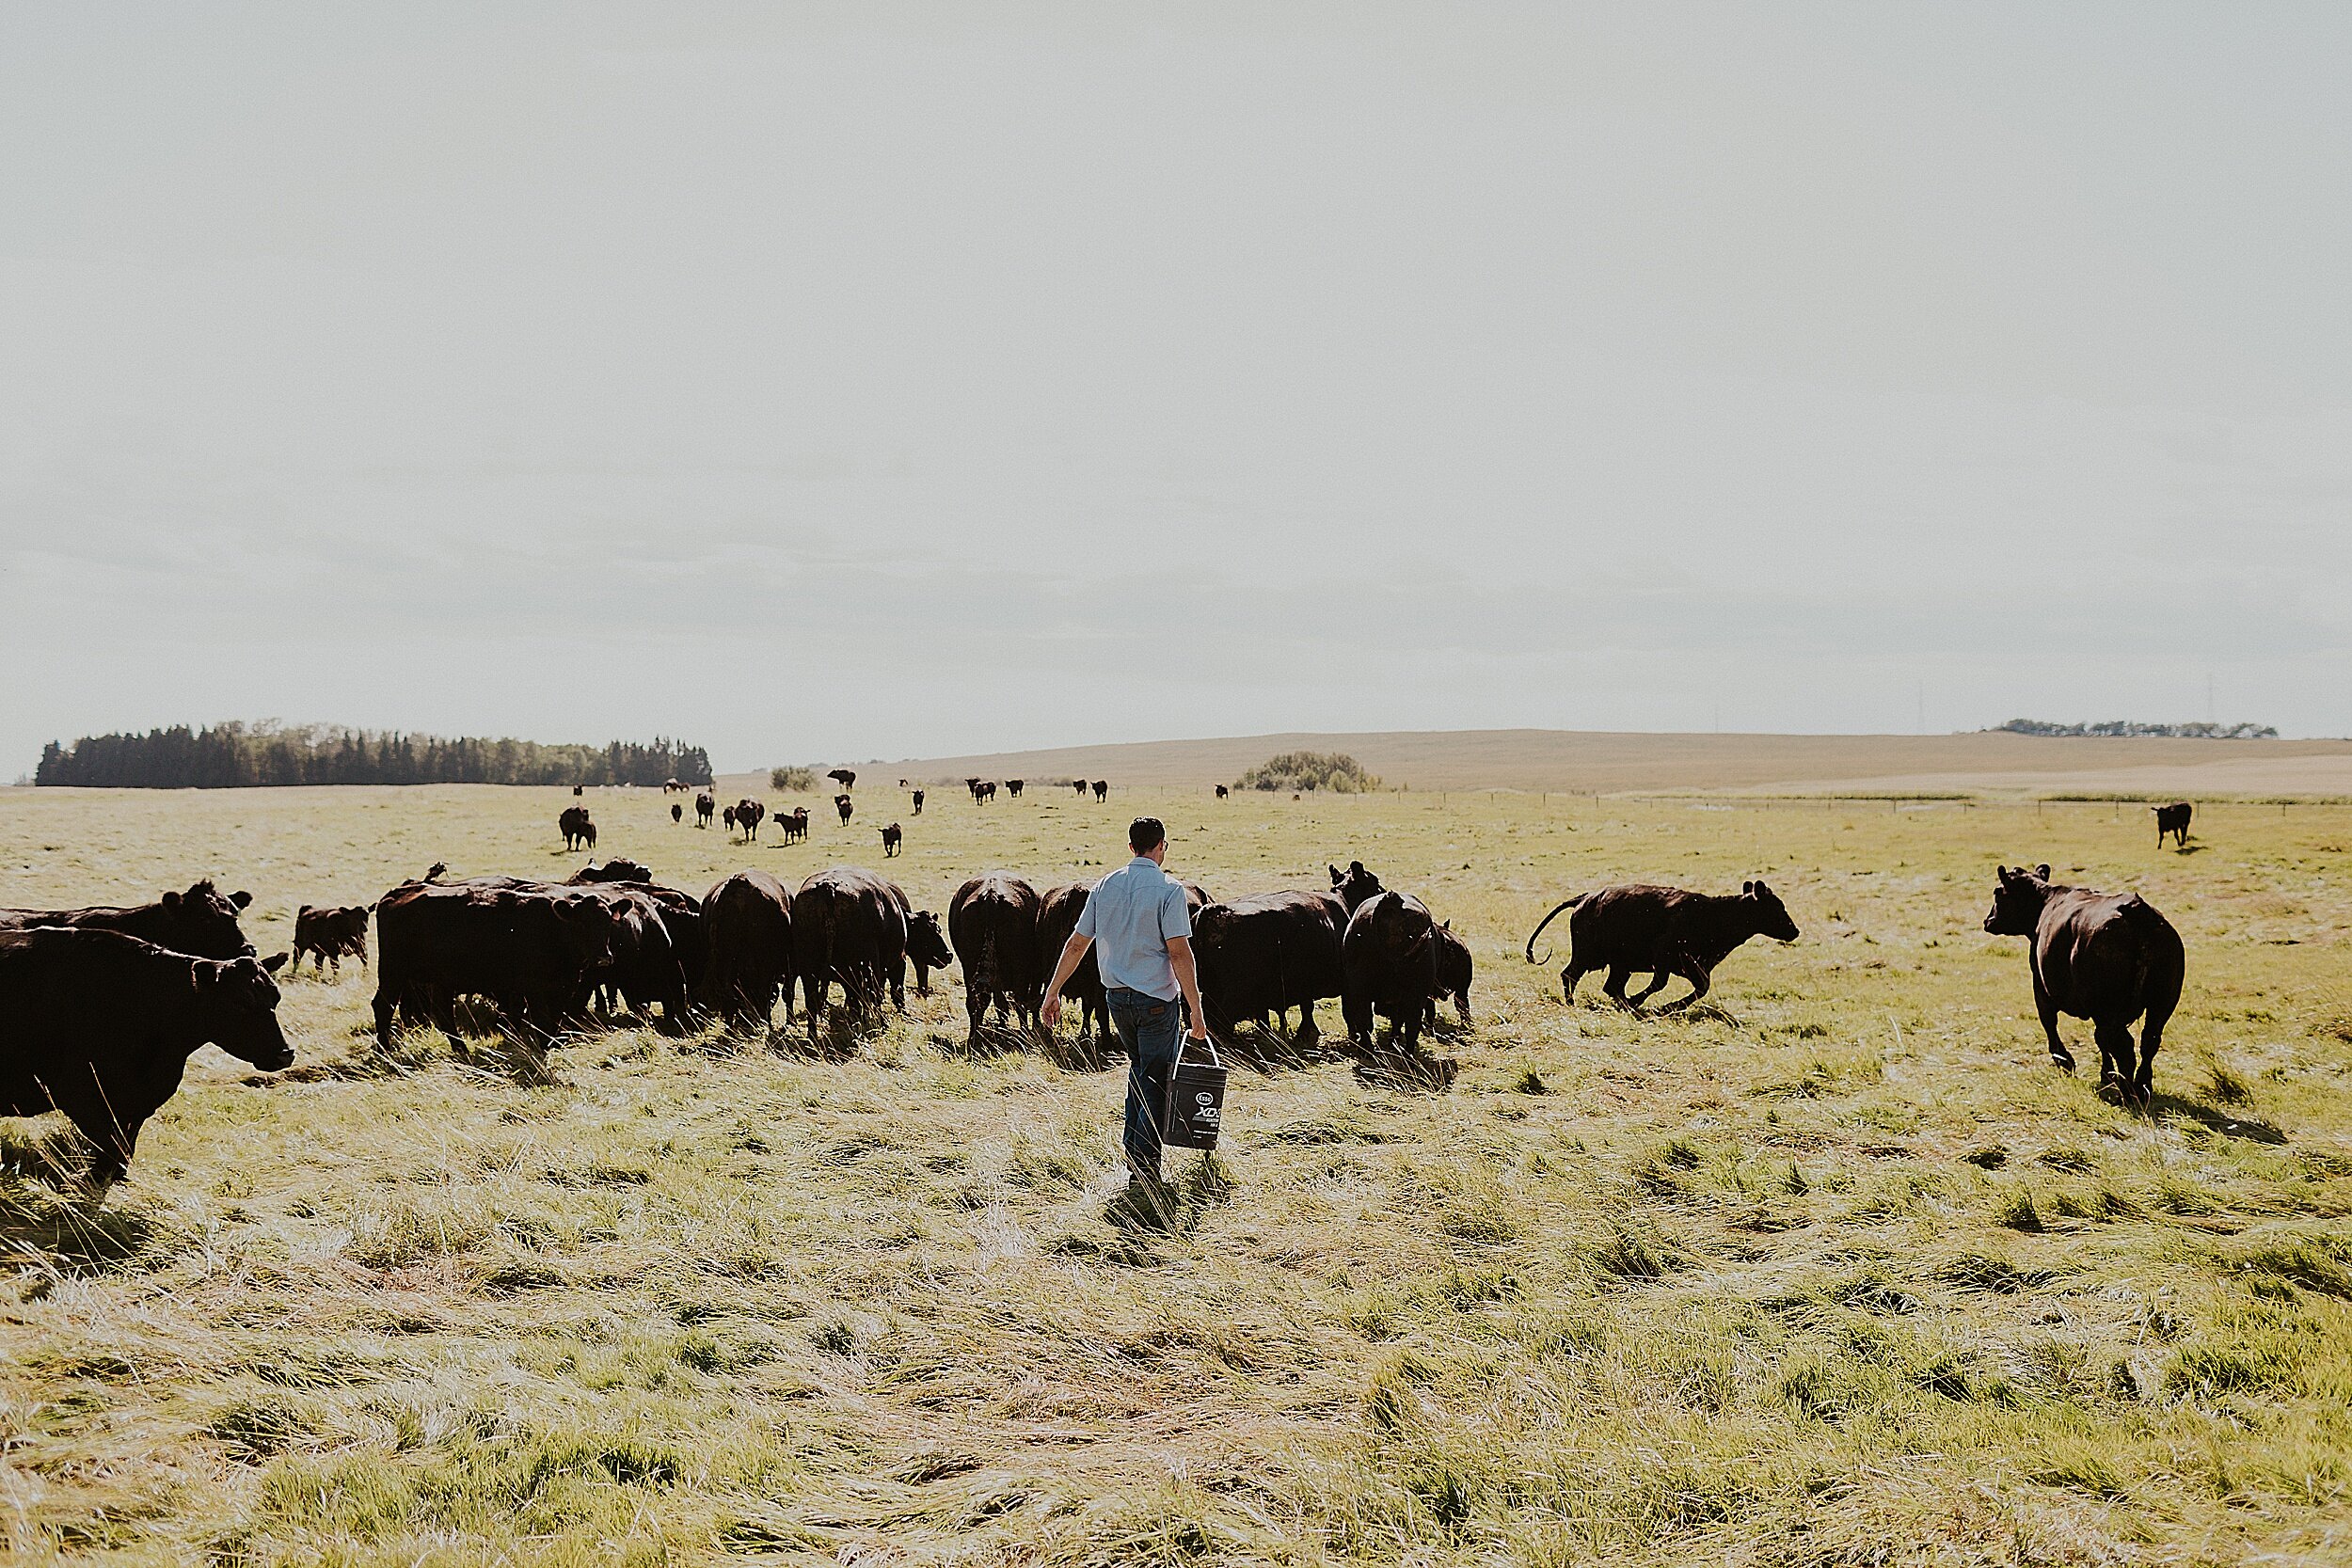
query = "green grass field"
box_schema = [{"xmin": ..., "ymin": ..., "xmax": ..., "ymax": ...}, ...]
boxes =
[{"xmin": 2, "ymin": 783, "xmax": 2348, "ymax": 1565}]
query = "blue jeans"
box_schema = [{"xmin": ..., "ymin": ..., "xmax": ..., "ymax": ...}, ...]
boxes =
[{"xmin": 1107, "ymin": 987, "xmax": 1183, "ymax": 1181}]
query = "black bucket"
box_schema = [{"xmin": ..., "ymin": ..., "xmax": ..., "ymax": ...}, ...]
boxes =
[{"xmin": 1162, "ymin": 1037, "xmax": 1228, "ymax": 1150}]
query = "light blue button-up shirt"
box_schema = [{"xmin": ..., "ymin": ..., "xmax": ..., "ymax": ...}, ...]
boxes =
[{"xmin": 1076, "ymin": 857, "xmax": 1193, "ymax": 1002}]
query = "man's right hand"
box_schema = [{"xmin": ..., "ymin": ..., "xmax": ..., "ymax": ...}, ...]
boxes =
[{"xmin": 1041, "ymin": 991, "xmax": 1062, "ymax": 1031}]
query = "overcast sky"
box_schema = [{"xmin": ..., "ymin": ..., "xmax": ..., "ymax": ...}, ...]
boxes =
[{"xmin": 3, "ymin": 3, "xmax": 2348, "ymax": 773}]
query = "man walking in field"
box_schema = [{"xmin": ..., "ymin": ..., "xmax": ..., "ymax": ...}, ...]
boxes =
[{"xmin": 1041, "ymin": 816, "xmax": 1209, "ymax": 1207}]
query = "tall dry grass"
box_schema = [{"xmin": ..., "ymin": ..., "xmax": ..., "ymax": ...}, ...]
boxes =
[{"xmin": 1, "ymin": 784, "xmax": 2348, "ymax": 1564}]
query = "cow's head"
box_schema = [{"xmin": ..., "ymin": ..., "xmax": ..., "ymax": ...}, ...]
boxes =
[
  {"xmin": 196, "ymin": 953, "xmax": 295, "ymax": 1070},
  {"xmin": 1742, "ymin": 879, "xmax": 1800, "ymax": 942},
  {"xmin": 1981, "ymin": 864, "xmax": 2053, "ymax": 935},
  {"xmin": 906, "ymin": 910, "xmax": 953, "ymax": 972},
  {"xmin": 1329, "ymin": 861, "xmax": 1383, "ymax": 912},
  {"xmin": 159, "ymin": 879, "xmax": 259, "ymax": 958},
  {"xmin": 550, "ymin": 895, "xmax": 618, "ymax": 969}
]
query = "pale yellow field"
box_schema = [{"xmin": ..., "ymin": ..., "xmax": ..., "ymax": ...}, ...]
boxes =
[{"xmin": 2, "ymin": 782, "xmax": 2349, "ymax": 1566}]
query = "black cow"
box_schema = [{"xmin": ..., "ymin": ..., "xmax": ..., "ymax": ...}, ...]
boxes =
[
  {"xmin": 1216, "ymin": 784, "xmax": 1229, "ymax": 800},
  {"xmin": 2153, "ymin": 801, "xmax": 2193, "ymax": 849},
  {"xmin": 0, "ymin": 879, "xmax": 257, "ymax": 959},
  {"xmin": 781, "ymin": 807, "xmax": 810, "ymax": 845},
  {"xmin": 1071, "ymin": 780, "xmax": 1088, "ymax": 797},
  {"xmin": 0, "ymin": 930, "xmax": 292, "ymax": 1188},
  {"xmin": 1425, "ymin": 921, "xmax": 1472, "ymax": 1028},
  {"xmin": 572, "ymin": 784, "xmax": 583, "ymax": 797},
  {"xmin": 562, "ymin": 865, "xmax": 704, "ymax": 1027},
  {"xmin": 1037, "ymin": 882, "xmax": 1111, "ymax": 1055},
  {"xmin": 372, "ymin": 879, "xmax": 615, "ymax": 1049},
  {"xmin": 696, "ymin": 792, "xmax": 717, "ymax": 829},
  {"xmin": 1091, "ymin": 780, "xmax": 1108, "ymax": 801},
  {"xmin": 828, "ymin": 768, "xmax": 857, "ymax": 793},
  {"xmin": 949, "ymin": 872, "xmax": 1043, "ymax": 1048},
  {"xmin": 703, "ymin": 870, "xmax": 795, "ymax": 1031},
  {"xmin": 965, "ymin": 777, "xmax": 983, "ymax": 800},
  {"xmin": 834, "ymin": 794, "xmax": 855, "ymax": 826},
  {"xmin": 1982, "ymin": 864, "xmax": 2184, "ymax": 1105},
  {"xmin": 1329, "ymin": 861, "xmax": 1384, "ymax": 913},
  {"xmin": 878, "ymin": 823, "xmax": 902, "ymax": 857},
  {"xmin": 292, "ymin": 903, "xmax": 372, "ymax": 976},
  {"xmin": 737, "ymin": 799, "xmax": 768, "ymax": 841},
  {"xmin": 431, "ymin": 873, "xmax": 694, "ymax": 1035},
  {"xmin": 1006, "ymin": 779, "xmax": 1024, "ymax": 799},
  {"xmin": 1342, "ymin": 890, "xmax": 1440, "ymax": 1054},
  {"xmin": 1193, "ymin": 890, "xmax": 1347, "ymax": 1049},
  {"xmin": 904, "ymin": 901, "xmax": 952, "ymax": 998},
  {"xmin": 791, "ymin": 867, "xmax": 913, "ymax": 1038},
  {"xmin": 568, "ymin": 858, "xmax": 654, "ymax": 884},
  {"xmin": 911, "ymin": 789, "xmax": 925, "ymax": 816},
  {"xmin": 723, "ymin": 805, "xmax": 739, "ymax": 835},
  {"xmin": 671, "ymin": 802, "xmax": 683, "ymax": 824},
  {"xmin": 559, "ymin": 806, "xmax": 596, "ymax": 851},
  {"xmin": 976, "ymin": 782, "xmax": 997, "ymax": 805},
  {"xmin": 1525, "ymin": 881, "xmax": 1799, "ymax": 1012}
]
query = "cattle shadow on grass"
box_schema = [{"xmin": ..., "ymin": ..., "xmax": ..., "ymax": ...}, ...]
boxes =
[
  {"xmin": 0, "ymin": 1135, "xmax": 167, "ymax": 1270},
  {"xmin": 2150, "ymin": 1093, "xmax": 2286, "ymax": 1145}
]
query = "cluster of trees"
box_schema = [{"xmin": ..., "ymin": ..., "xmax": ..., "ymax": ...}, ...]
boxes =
[
  {"xmin": 1994, "ymin": 719, "xmax": 2278, "ymax": 740},
  {"xmin": 1236, "ymin": 751, "xmax": 1381, "ymax": 793},
  {"xmin": 35, "ymin": 722, "xmax": 713, "ymax": 789},
  {"xmin": 770, "ymin": 766, "xmax": 818, "ymax": 791}
]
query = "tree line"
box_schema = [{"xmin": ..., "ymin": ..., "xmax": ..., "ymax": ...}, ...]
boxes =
[
  {"xmin": 1993, "ymin": 719, "xmax": 2278, "ymax": 740},
  {"xmin": 34, "ymin": 723, "xmax": 713, "ymax": 789}
]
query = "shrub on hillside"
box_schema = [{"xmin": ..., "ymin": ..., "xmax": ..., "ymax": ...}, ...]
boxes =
[
  {"xmin": 771, "ymin": 766, "xmax": 817, "ymax": 791},
  {"xmin": 1237, "ymin": 751, "xmax": 1380, "ymax": 794}
]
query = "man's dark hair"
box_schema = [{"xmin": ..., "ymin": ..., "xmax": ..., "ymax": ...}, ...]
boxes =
[{"xmin": 1129, "ymin": 816, "xmax": 1166, "ymax": 854}]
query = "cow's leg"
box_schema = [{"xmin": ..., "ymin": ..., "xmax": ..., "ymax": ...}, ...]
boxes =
[
  {"xmin": 373, "ymin": 987, "xmax": 396, "ymax": 1051},
  {"xmin": 1396, "ymin": 998, "xmax": 1423, "ymax": 1056},
  {"xmin": 965, "ymin": 987, "xmax": 987, "ymax": 1051},
  {"xmin": 2134, "ymin": 1002, "xmax": 2169, "ymax": 1107},
  {"xmin": 891, "ymin": 959, "xmax": 907, "ymax": 1012},
  {"xmin": 1601, "ymin": 966, "xmax": 1634, "ymax": 1008},
  {"xmin": 1629, "ymin": 970, "xmax": 1675, "ymax": 1008},
  {"xmin": 2034, "ymin": 984, "xmax": 2073, "ymax": 1073},
  {"xmin": 1456, "ymin": 988, "xmax": 1472, "ymax": 1024},
  {"xmin": 2092, "ymin": 1018, "xmax": 2136, "ymax": 1098},
  {"xmin": 1656, "ymin": 964, "xmax": 1711, "ymax": 1015}
]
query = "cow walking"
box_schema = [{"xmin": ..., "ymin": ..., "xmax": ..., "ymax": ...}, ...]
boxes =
[
  {"xmin": 949, "ymin": 871, "xmax": 1044, "ymax": 1049},
  {"xmin": 1006, "ymin": 779, "xmax": 1024, "ymax": 800},
  {"xmin": 1216, "ymin": 784, "xmax": 1229, "ymax": 800},
  {"xmin": 834, "ymin": 794, "xmax": 855, "ymax": 826},
  {"xmin": 293, "ymin": 903, "xmax": 372, "ymax": 976},
  {"xmin": 0, "ymin": 880, "xmax": 257, "ymax": 959},
  {"xmin": 671, "ymin": 802, "xmax": 683, "ymax": 824},
  {"xmin": 559, "ymin": 806, "xmax": 596, "ymax": 851},
  {"xmin": 696, "ymin": 792, "xmax": 716, "ymax": 829},
  {"xmin": 828, "ymin": 768, "xmax": 857, "ymax": 793},
  {"xmin": 878, "ymin": 823, "xmax": 902, "ymax": 857},
  {"xmin": 911, "ymin": 789, "xmax": 925, "ymax": 816},
  {"xmin": 737, "ymin": 799, "xmax": 767, "ymax": 841},
  {"xmin": 1091, "ymin": 780, "xmax": 1108, "ymax": 801},
  {"xmin": 0, "ymin": 931, "xmax": 292, "ymax": 1188},
  {"xmin": 1526, "ymin": 881, "xmax": 1798, "ymax": 1012},
  {"xmin": 1982, "ymin": 864, "xmax": 2183, "ymax": 1105},
  {"xmin": 2153, "ymin": 801, "xmax": 2193, "ymax": 849}
]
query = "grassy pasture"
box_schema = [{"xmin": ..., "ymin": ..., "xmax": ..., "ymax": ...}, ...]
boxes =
[{"xmin": 2, "ymin": 782, "xmax": 2349, "ymax": 1566}]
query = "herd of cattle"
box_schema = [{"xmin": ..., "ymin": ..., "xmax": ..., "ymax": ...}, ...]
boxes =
[{"xmin": 0, "ymin": 797, "xmax": 2204, "ymax": 1188}]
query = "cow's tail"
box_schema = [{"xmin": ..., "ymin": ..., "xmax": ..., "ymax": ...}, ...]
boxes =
[{"xmin": 1525, "ymin": 895, "xmax": 1587, "ymax": 965}]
